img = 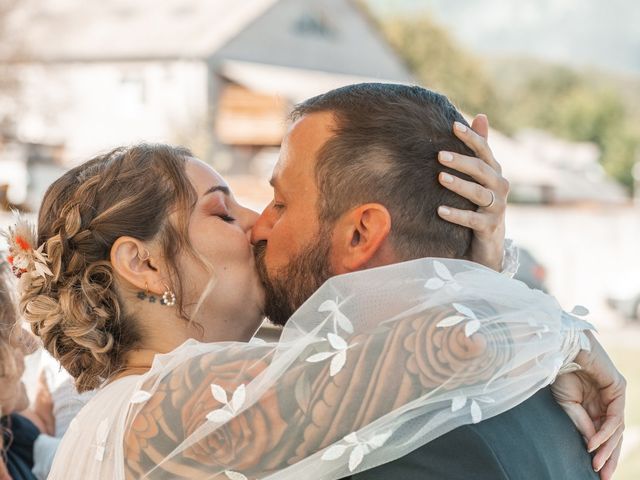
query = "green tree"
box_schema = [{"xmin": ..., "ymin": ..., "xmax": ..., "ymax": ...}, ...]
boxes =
[
  {"xmin": 496, "ymin": 62, "xmax": 639, "ymax": 188},
  {"xmin": 379, "ymin": 15, "xmax": 506, "ymax": 130},
  {"xmin": 374, "ymin": 12, "xmax": 640, "ymax": 189}
]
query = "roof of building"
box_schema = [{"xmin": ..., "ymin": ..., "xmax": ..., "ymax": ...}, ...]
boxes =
[
  {"xmin": 220, "ymin": 60, "xmax": 405, "ymax": 103},
  {"xmin": 2, "ymin": 0, "xmax": 279, "ymax": 61}
]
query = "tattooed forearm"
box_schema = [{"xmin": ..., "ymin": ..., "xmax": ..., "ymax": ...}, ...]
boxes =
[{"xmin": 124, "ymin": 305, "xmax": 506, "ymax": 478}]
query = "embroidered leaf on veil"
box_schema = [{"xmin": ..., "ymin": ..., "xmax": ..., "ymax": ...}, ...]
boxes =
[
  {"xmin": 369, "ymin": 431, "xmax": 393, "ymax": 448},
  {"xmin": 305, "ymin": 331, "xmax": 353, "ymax": 376},
  {"xmin": 206, "ymin": 409, "xmax": 234, "ymax": 423},
  {"xmin": 319, "ymin": 299, "xmax": 354, "ymax": 333},
  {"xmin": 470, "ymin": 400, "xmax": 482, "ymax": 423},
  {"xmin": 433, "ymin": 261, "xmax": 453, "ymax": 281},
  {"xmin": 206, "ymin": 384, "xmax": 247, "ymax": 423},
  {"xmin": 349, "ymin": 445, "xmax": 365, "ymax": 471},
  {"xmin": 306, "ymin": 352, "xmax": 335, "ymax": 363},
  {"xmin": 130, "ymin": 390, "xmax": 152, "ymax": 404},
  {"xmin": 425, "ymin": 260, "xmax": 461, "ymax": 291},
  {"xmin": 330, "ymin": 351, "xmax": 347, "ymax": 377},
  {"xmin": 232, "ymin": 384, "xmax": 246, "ymax": 412},
  {"xmin": 335, "ymin": 311, "xmax": 354, "ymax": 334},
  {"xmin": 465, "ymin": 319, "xmax": 482, "ymax": 337},
  {"xmin": 321, "ymin": 430, "xmax": 393, "ymax": 472},
  {"xmin": 570, "ymin": 305, "xmax": 590, "ymax": 316},
  {"xmin": 211, "ymin": 384, "xmax": 228, "ymax": 404},
  {"xmin": 344, "ymin": 433, "xmax": 358, "ymax": 444},
  {"xmin": 452, "ymin": 303, "xmax": 477, "ymax": 319},
  {"xmin": 321, "ymin": 444, "xmax": 349, "ymax": 461},
  {"xmin": 318, "ymin": 300, "xmax": 339, "ymax": 312},
  {"xmin": 424, "ymin": 277, "xmax": 445, "ymax": 290},
  {"xmin": 452, "ymin": 395, "xmax": 494, "ymax": 422},
  {"xmin": 225, "ymin": 471, "xmax": 248, "ymax": 480},
  {"xmin": 451, "ymin": 395, "xmax": 467, "ymax": 412},
  {"xmin": 436, "ymin": 315, "xmax": 465, "ymax": 328},
  {"xmin": 438, "ymin": 304, "xmax": 483, "ymax": 337},
  {"xmin": 328, "ymin": 333, "xmax": 347, "ymax": 350}
]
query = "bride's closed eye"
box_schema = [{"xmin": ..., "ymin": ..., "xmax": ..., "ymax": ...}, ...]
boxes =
[
  {"xmin": 209, "ymin": 208, "xmax": 236, "ymax": 223},
  {"xmin": 217, "ymin": 214, "xmax": 236, "ymax": 223},
  {"xmin": 204, "ymin": 196, "xmax": 237, "ymax": 223}
]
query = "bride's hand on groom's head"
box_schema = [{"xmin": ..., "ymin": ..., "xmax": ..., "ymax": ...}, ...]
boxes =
[
  {"xmin": 436, "ymin": 114, "xmax": 510, "ymax": 272},
  {"xmin": 551, "ymin": 331, "xmax": 626, "ymax": 480}
]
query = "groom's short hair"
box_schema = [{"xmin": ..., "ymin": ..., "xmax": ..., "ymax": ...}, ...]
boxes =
[{"xmin": 291, "ymin": 83, "xmax": 477, "ymax": 260}]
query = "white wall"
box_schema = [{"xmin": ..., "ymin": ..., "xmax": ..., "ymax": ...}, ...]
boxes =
[
  {"xmin": 13, "ymin": 60, "xmax": 209, "ymax": 163},
  {"xmin": 0, "ymin": 158, "xmax": 28, "ymax": 204},
  {"xmin": 507, "ymin": 205, "xmax": 640, "ymax": 328}
]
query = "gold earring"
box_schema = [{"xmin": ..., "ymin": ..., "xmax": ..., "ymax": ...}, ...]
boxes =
[{"xmin": 161, "ymin": 282, "xmax": 176, "ymax": 307}]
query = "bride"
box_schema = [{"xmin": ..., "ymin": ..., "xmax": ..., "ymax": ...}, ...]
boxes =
[{"xmin": 7, "ymin": 140, "xmax": 622, "ymax": 479}]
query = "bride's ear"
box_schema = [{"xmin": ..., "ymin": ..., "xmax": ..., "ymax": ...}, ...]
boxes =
[
  {"xmin": 331, "ymin": 203, "xmax": 393, "ymax": 274},
  {"xmin": 110, "ymin": 237, "xmax": 164, "ymax": 294}
]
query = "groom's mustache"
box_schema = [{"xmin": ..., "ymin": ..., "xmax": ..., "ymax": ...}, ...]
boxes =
[
  {"xmin": 252, "ymin": 235, "xmax": 333, "ymax": 327},
  {"xmin": 252, "ymin": 239, "xmax": 292, "ymax": 327},
  {"xmin": 253, "ymin": 240, "xmax": 269, "ymax": 286}
]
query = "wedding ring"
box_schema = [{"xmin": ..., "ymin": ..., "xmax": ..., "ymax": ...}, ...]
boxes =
[{"xmin": 482, "ymin": 190, "xmax": 496, "ymax": 209}]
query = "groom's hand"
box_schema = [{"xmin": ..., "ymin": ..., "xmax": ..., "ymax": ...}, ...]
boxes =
[
  {"xmin": 551, "ymin": 332, "xmax": 626, "ymax": 479},
  {"xmin": 437, "ymin": 114, "xmax": 509, "ymax": 271}
]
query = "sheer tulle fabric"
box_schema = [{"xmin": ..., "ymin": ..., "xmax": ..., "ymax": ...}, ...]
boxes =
[{"xmin": 48, "ymin": 258, "xmax": 591, "ymax": 480}]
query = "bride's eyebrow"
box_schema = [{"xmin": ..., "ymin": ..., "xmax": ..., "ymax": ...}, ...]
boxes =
[{"xmin": 202, "ymin": 185, "xmax": 230, "ymax": 198}]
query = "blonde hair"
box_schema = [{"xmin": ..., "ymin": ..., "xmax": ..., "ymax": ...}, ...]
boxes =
[
  {"xmin": 19, "ymin": 144, "xmax": 197, "ymax": 392},
  {"xmin": 0, "ymin": 262, "xmax": 19, "ymax": 379}
]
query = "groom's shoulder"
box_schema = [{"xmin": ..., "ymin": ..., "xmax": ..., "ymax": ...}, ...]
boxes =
[
  {"xmin": 353, "ymin": 387, "xmax": 599, "ymax": 480},
  {"xmin": 463, "ymin": 386, "xmax": 598, "ymax": 478},
  {"xmin": 349, "ymin": 421, "xmax": 509, "ymax": 480}
]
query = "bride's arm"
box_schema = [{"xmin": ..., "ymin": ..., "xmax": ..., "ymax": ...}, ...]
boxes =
[
  {"xmin": 552, "ymin": 331, "xmax": 626, "ymax": 479},
  {"xmin": 124, "ymin": 265, "xmax": 587, "ymax": 479},
  {"xmin": 125, "ymin": 308, "xmax": 495, "ymax": 478}
]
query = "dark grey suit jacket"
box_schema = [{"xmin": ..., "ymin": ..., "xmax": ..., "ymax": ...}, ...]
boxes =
[{"xmin": 347, "ymin": 387, "xmax": 598, "ymax": 480}]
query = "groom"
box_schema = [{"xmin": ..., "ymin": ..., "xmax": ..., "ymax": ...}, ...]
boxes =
[{"xmin": 252, "ymin": 83, "xmax": 601, "ymax": 479}]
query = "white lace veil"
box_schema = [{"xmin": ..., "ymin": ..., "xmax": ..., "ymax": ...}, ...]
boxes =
[{"xmin": 71, "ymin": 258, "xmax": 593, "ymax": 479}]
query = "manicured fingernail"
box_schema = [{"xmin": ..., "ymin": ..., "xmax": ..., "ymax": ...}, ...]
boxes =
[
  {"xmin": 439, "ymin": 151, "xmax": 453, "ymax": 162},
  {"xmin": 441, "ymin": 172, "xmax": 454, "ymax": 183},
  {"xmin": 438, "ymin": 206, "xmax": 451, "ymax": 216},
  {"xmin": 594, "ymin": 459, "xmax": 603, "ymax": 472},
  {"xmin": 588, "ymin": 441, "xmax": 601, "ymax": 453},
  {"xmin": 454, "ymin": 121, "xmax": 467, "ymax": 133}
]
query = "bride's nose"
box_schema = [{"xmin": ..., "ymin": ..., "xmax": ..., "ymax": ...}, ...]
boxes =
[
  {"xmin": 240, "ymin": 207, "xmax": 260, "ymax": 238},
  {"xmin": 250, "ymin": 205, "xmax": 275, "ymax": 245}
]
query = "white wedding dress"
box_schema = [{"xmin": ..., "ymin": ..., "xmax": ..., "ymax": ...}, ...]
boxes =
[{"xmin": 48, "ymin": 258, "xmax": 591, "ymax": 480}]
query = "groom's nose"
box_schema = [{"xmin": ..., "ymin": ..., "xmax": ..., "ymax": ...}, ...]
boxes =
[{"xmin": 250, "ymin": 205, "xmax": 274, "ymax": 245}]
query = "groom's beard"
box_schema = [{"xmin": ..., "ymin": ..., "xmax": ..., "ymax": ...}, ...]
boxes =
[{"xmin": 254, "ymin": 234, "xmax": 333, "ymax": 327}]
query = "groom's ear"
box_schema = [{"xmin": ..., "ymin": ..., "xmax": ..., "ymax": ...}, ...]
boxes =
[{"xmin": 330, "ymin": 203, "xmax": 393, "ymax": 274}]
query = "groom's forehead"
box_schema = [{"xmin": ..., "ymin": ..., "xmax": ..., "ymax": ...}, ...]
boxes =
[{"xmin": 274, "ymin": 112, "xmax": 336, "ymax": 187}]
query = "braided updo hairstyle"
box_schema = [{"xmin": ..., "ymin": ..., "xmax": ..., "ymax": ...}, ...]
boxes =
[{"xmin": 19, "ymin": 144, "xmax": 197, "ymax": 392}]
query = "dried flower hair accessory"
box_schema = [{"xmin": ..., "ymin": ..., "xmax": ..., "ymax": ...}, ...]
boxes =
[{"xmin": 3, "ymin": 216, "xmax": 53, "ymax": 279}]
